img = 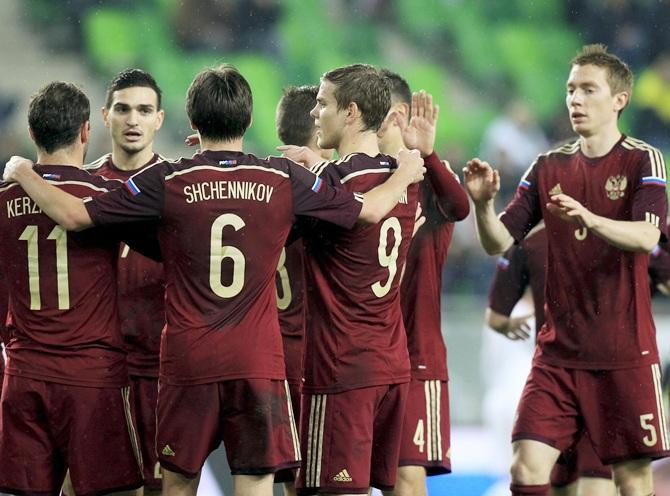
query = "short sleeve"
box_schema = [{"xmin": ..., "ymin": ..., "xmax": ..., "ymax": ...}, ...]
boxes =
[
  {"xmin": 500, "ymin": 160, "xmax": 543, "ymax": 242},
  {"xmin": 288, "ymin": 161, "xmax": 362, "ymax": 229},
  {"xmin": 487, "ymin": 243, "xmax": 529, "ymax": 316},
  {"xmin": 632, "ymin": 150, "xmax": 668, "ymax": 241},
  {"xmin": 84, "ymin": 163, "xmax": 166, "ymax": 226}
]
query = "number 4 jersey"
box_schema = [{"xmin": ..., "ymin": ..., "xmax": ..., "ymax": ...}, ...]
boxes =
[
  {"xmin": 0, "ymin": 165, "xmax": 128, "ymax": 387},
  {"xmin": 301, "ymin": 154, "xmax": 418, "ymax": 394},
  {"xmin": 84, "ymin": 150, "xmax": 363, "ymax": 386}
]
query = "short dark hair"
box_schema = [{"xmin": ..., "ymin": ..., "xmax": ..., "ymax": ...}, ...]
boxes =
[
  {"xmin": 380, "ymin": 69, "xmax": 411, "ymax": 106},
  {"xmin": 28, "ymin": 81, "xmax": 90, "ymax": 153},
  {"xmin": 105, "ymin": 68, "xmax": 162, "ymax": 109},
  {"xmin": 186, "ymin": 64, "xmax": 252, "ymax": 142},
  {"xmin": 571, "ymin": 44, "xmax": 633, "ymax": 97},
  {"xmin": 276, "ymin": 85, "xmax": 318, "ymax": 146},
  {"xmin": 322, "ymin": 64, "xmax": 390, "ymax": 132}
]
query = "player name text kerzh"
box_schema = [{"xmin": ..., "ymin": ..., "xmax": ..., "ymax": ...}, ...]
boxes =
[
  {"xmin": 184, "ymin": 181, "xmax": 274, "ymax": 204},
  {"xmin": 7, "ymin": 196, "xmax": 42, "ymax": 218}
]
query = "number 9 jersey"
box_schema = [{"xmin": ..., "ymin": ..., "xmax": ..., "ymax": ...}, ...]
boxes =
[{"xmin": 302, "ymin": 153, "xmax": 418, "ymax": 394}]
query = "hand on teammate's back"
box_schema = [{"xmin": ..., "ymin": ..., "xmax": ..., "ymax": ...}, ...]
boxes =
[
  {"xmin": 277, "ymin": 145, "xmax": 323, "ymax": 168},
  {"xmin": 3, "ymin": 156, "xmax": 34, "ymax": 183},
  {"xmin": 396, "ymin": 148, "xmax": 425, "ymax": 184}
]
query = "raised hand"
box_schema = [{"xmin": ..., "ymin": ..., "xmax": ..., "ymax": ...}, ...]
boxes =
[
  {"xmin": 497, "ymin": 313, "xmax": 533, "ymax": 341},
  {"xmin": 397, "ymin": 90, "xmax": 439, "ymax": 157},
  {"xmin": 462, "ymin": 157, "xmax": 500, "ymax": 203},
  {"xmin": 184, "ymin": 134, "xmax": 200, "ymax": 147}
]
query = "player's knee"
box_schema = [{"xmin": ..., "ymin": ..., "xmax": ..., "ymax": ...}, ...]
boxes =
[
  {"xmin": 390, "ymin": 466, "xmax": 426, "ymax": 496},
  {"xmin": 613, "ymin": 459, "xmax": 653, "ymax": 496},
  {"xmin": 511, "ymin": 456, "xmax": 548, "ymax": 485}
]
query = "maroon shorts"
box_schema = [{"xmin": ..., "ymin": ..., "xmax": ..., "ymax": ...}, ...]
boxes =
[
  {"xmin": 550, "ymin": 434, "xmax": 612, "ymax": 487},
  {"xmin": 130, "ymin": 375, "xmax": 161, "ymax": 491},
  {"xmin": 513, "ymin": 361, "xmax": 670, "ymax": 465},
  {"xmin": 297, "ymin": 383, "xmax": 409, "ymax": 494},
  {"xmin": 0, "ymin": 375, "xmax": 143, "ymax": 496},
  {"xmin": 398, "ymin": 379, "xmax": 451, "ymax": 475},
  {"xmin": 157, "ymin": 378, "xmax": 300, "ymax": 478},
  {"xmin": 275, "ymin": 379, "xmax": 302, "ymax": 484}
]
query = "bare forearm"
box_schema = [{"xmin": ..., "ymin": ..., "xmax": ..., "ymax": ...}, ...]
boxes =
[
  {"xmin": 485, "ymin": 308, "xmax": 510, "ymax": 332},
  {"xmin": 589, "ymin": 217, "xmax": 660, "ymax": 252},
  {"xmin": 13, "ymin": 166, "xmax": 92, "ymax": 230},
  {"xmin": 359, "ymin": 172, "xmax": 408, "ymax": 223},
  {"xmin": 473, "ymin": 200, "xmax": 514, "ymax": 255}
]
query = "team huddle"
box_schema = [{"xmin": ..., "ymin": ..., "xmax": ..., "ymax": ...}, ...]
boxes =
[{"xmin": 0, "ymin": 43, "xmax": 667, "ymax": 496}]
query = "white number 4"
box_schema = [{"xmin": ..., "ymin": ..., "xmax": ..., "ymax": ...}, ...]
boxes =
[
  {"xmin": 413, "ymin": 419, "xmax": 425, "ymax": 453},
  {"xmin": 640, "ymin": 413, "xmax": 658, "ymax": 447}
]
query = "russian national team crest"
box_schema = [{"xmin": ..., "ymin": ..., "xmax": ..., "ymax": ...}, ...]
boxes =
[{"xmin": 605, "ymin": 175, "xmax": 627, "ymax": 200}]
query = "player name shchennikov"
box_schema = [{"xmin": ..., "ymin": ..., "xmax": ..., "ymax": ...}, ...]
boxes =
[
  {"xmin": 183, "ymin": 180, "xmax": 275, "ymax": 204},
  {"xmin": 6, "ymin": 196, "xmax": 42, "ymax": 218}
]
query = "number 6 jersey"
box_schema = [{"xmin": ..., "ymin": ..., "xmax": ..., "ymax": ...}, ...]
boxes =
[{"xmin": 84, "ymin": 150, "xmax": 363, "ymax": 386}]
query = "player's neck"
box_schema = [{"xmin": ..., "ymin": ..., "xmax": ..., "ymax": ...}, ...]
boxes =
[
  {"xmin": 36, "ymin": 147, "xmax": 84, "ymax": 168},
  {"xmin": 379, "ymin": 136, "xmax": 407, "ymax": 158},
  {"xmin": 337, "ymin": 131, "xmax": 380, "ymax": 157},
  {"xmin": 111, "ymin": 145, "xmax": 154, "ymax": 171},
  {"xmin": 578, "ymin": 127, "xmax": 622, "ymax": 158},
  {"xmin": 201, "ymin": 136, "xmax": 244, "ymax": 153}
]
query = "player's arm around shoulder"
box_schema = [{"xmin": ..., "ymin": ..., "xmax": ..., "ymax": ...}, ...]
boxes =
[
  {"xmin": 4, "ymin": 156, "xmax": 93, "ymax": 231},
  {"xmin": 358, "ymin": 149, "xmax": 425, "ymax": 224}
]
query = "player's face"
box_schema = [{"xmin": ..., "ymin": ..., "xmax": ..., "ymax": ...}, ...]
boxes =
[
  {"xmin": 311, "ymin": 80, "xmax": 347, "ymax": 151},
  {"xmin": 566, "ymin": 64, "xmax": 623, "ymax": 138},
  {"xmin": 103, "ymin": 86, "xmax": 164, "ymax": 155}
]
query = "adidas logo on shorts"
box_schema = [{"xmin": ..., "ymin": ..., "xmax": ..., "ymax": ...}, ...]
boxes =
[
  {"xmin": 332, "ymin": 469, "xmax": 352, "ymax": 482},
  {"xmin": 162, "ymin": 444, "xmax": 176, "ymax": 457}
]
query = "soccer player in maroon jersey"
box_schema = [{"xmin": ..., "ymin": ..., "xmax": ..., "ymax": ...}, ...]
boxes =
[
  {"xmin": 274, "ymin": 84, "xmax": 334, "ymax": 496},
  {"xmin": 86, "ymin": 68, "xmax": 166, "ymax": 495},
  {"xmin": 487, "ymin": 221, "xmax": 670, "ymax": 496},
  {"xmin": 0, "ymin": 82, "xmax": 144, "ymax": 496},
  {"xmin": 4, "ymin": 65, "xmax": 424, "ymax": 496},
  {"xmin": 0, "ymin": 269, "xmax": 7, "ymax": 396},
  {"xmin": 294, "ymin": 64, "xmax": 418, "ymax": 496},
  {"xmin": 465, "ymin": 44, "xmax": 669, "ymax": 496},
  {"xmin": 375, "ymin": 70, "xmax": 470, "ymax": 496}
]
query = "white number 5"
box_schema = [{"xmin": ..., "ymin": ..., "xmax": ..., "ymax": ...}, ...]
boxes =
[{"xmin": 640, "ymin": 413, "xmax": 658, "ymax": 447}]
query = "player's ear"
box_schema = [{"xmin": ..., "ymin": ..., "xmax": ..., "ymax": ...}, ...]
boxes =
[
  {"xmin": 613, "ymin": 91, "xmax": 629, "ymax": 113},
  {"xmin": 190, "ymin": 121, "xmax": 198, "ymax": 131},
  {"xmin": 28, "ymin": 126, "xmax": 35, "ymax": 143},
  {"xmin": 397, "ymin": 102, "xmax": 410, "ymax": 119},
  {"xmin": 346, "ymin": 102, "xmax": 359, "ymax": 122},
  {"xmin": 101, "ymin": 106, "xmax": 110, "ymax": 127},
  {"xmin": 155, "ymin": 109, "xmax": 165, "ymax": 131},
  {"xmin": 80, "ymin": 121, "xmax": 90, "ymax": 144}
]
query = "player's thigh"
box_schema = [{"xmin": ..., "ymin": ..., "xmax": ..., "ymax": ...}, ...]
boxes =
[
  {"xmin": 63, "ymin": 384, "xmax": 144, "ymax": 495},
  {"xmin": 511, "ymin": 439, "xmax": 561, "ymax": 483},
  {"xmin": 397, "ymin": 379, "xmax": 451, "ymax": 475},
  {"xmin": 612, "ymin": 458, "xmax": 653, "ymax": 496},
  {"xmin": 371, "ymin": 382, "xmax": 409, "ymax": 491},
  {"xmin": 512, "ymin": 363, "xmax": 581, "ymax": 452},
  {"xmin": 298, "ymin": 386, "xmax": 389, "ymax": 494},
  {"xmin": 130, "ymin": 376, "xmax": 162, "ymax": 491},
  {"xmin": 579, "ymin": 363, "xmax": 670, "ymax": 464},
  {"xmin": 0, "ymin": 375, "xmax": 65, "ymax": 493},
  {"xmin": 156, "ymin": 382, "xmax": 223, "ymax": 478},
  {"xmin": 383, "ymin": 465, "xmax": 427, "ymax": 496},
  {"xmin": 220, "ymin": 379, "xmax": 299, "ymax": 475},
  {"xmin": 575, "ymin": 477, "xmax": 615, "ymax": 496}
]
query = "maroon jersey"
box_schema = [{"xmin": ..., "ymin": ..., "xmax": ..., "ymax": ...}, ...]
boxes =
[
  {"xmin": 400, "ymin": 152, "xmax": 469, "ymax": 381},
  {"xmin": 0, "ymin": 268, "xmax": 7, "ymax": 378},
  {"xmin": 500, "ymin": 136, "xmax": 668, "ymax": 369},
  {"xmin": 84, "ymin": 150, "xmax": 362, "ymax": 386},
  {"xmin": 488, "ymin": 224, "xmax": 547, "ymax": 332},
  {"xmin": 650, "ymin": 222, "xmax": 670, "ymax": 292},
  {"xmin": 87, "ymin": 153, "xmax": 166, "ymax": 377},
  {"xmin": 276, "ymin": 240, "xmax": 305, "ymax": 339},
  {"xmin": 0, "ymin": 165, "xmax": 127, "ymax": 387},
  {"xmin": 302, "ymin": 154, "xmax": 417, "ymax": 394}
]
